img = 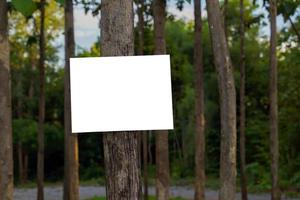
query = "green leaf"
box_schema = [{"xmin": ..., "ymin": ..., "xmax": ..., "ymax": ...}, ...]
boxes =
[
  {"xmin": 55, "ymin": 0, "xmax": 65, "ymax": 6},
  {"xmin": 11, "ymin": 0, "xmax": 37, "ymax": 17}
]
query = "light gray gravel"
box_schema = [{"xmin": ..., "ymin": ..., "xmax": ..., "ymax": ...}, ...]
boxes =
[{"xmin": 14, "ymin": 186, "xmax": 300, "ymax": 200}]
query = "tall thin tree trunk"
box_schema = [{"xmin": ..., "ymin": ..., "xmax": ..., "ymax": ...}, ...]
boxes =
[
  {"xmin": 37, "ymin": 0, "xmax": 46, "ymax": 199},
  {"xmin": 153, "ymin": 0, "xmax": 170, "ymax": 199},
  {"xmin": 101, "ymin": 1, "xmax": 140, "ymax": 199},
  {"xmin": 0, "ymin": 1, "xmax": 14, "ymax": 200},
  {"xmin": 64, "ymin": 0, "xmax": 79, "ymax": 200},
  {"xmin": 24, "ymin": 150, "xmax": 28, "ymax": 182},
  {"xmin": 18, "ymin": 142, "xmax": 24, "ymax": 184},
  {"xmin": 239, "ymin": 0, "xmax": 248, "ymax": 200},
  {"xmin": 269, "ymin": 1, "xmax": 280, "ymax": 200},
  {"xmin": 137, "ymin": 2, "xmax": 148, "ymax": 198},
  {"xmin": 194, "ymin": 0, "xmax": 205, "ymax": 199},
  {"xmin": 205, "ymin": 1, "xmax": 237, "ymax": 200}
]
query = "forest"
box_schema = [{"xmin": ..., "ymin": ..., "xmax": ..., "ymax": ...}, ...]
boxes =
[{"xmin": 0, "ymin": 0, "xmax": 300, "ymax": 200}]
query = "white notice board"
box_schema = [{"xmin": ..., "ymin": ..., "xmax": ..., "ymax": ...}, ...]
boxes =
[{"xmin": 70, "ymin": 55, "xmax": 174, "ymax": 133}]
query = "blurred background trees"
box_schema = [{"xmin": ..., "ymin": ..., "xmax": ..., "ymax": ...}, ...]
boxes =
[{"xmin": 1, "ymin": 0, "xmax": 300, "ymax": 198}]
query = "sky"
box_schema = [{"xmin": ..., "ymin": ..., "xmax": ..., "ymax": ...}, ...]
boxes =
[{"xmin": 55, "ymin": 0, "xmax": 294, "ymax": 66}]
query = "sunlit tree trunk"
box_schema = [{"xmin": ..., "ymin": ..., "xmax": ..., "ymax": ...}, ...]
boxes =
[
  {"xmin": 153, "ymin": 0, "xmax": 170, "ymax": 199},
  {"xmin": 194, "ymin": 0, "xmax": 205, "ymax": 199},
  {"xmin": 101, "ymin": 0, "xmax": 140, "ymax": 199},
  {"xmin": 206, "ymin": 0, "xmax": 237, "ymax": 200},
  {"xmin": 239, "ymin": 0, "xmax": 248, "ymax": 200},
  {"xmin": 269, "ymin": 1, "xmax": 280, "ymax": 200},
  {"xmin": 0, "ymin": 1, "xmax": 14, "ymax": 199},
  {"xmin": 64, "ymin": 0, "xmax": 80, "ymax": 199},
  {"xmin": 37, "ymin": 0, "xmax": 46, "ymax": 199}
]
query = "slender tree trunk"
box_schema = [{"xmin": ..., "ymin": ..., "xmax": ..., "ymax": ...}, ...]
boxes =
[
  {"xmin": 205, "ymin": 1, "xmax": 237, "ymax": 200},
  {"xmin": 37, "ymin": 0, "xmax": 46, "ymax": 199},
  {"xmin": 24, "ymin": 150, "xmax": 28, "ymax": 183},
  {"xmin": 269, "ymin": 1, "xmax": 280, "ymax": 200},
  {"xmin": 18, "ymin": 142, "xmax": 24, "ymax": 184},
  {"xmin": 0, "ymin": 1, "xmax": 14, "ymax": 199},
  {"xmin": 64, "ymin": 0, "xmax": 80, "ymax": 200},
  {"xmin": 153, "ymin": 0, "xmax": 170, "ymax": 199},
  {"xmin": 239, "ymin": 1, "xmax": 248, "ymax": 200},
  {"xmin": 194, "ymin": 0, "xmax": 205, "ymax": 199},
  {"xmin": 100, "ymin": 1, "xmax": 140, "ymax": 199},
  {"xmin": 137, "ymin": 2, "xmax": 148, "ymax": 198}
]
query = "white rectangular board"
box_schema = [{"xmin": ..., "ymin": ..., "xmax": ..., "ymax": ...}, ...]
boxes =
[{"xmin": 70, "ymin": 55, "xmax": 174, "ymax": 133}]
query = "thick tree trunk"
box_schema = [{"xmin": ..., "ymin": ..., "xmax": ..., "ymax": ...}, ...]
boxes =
[
  {"xmin": 0, "ymin": 1, "xmax": 14, "ymax": 200},
  {"xmin": 64, "ymin": 0, "xmax": 80, "ymax": 200},
  {"xmin": 239, "ymin": 0, "xmax": 248, "ymax": 200},
  {"xmin": 205, "ymin": 1, "xmax": 237, "ymax": 200},
  {"xmin": 194, "ymin": 0, "xmax": 205, "ymax": 199},
  {"xmin": 269, "ymin": 1, "xmax": 280, "ymax": 200},
  {"xmin": 153, "ymin": 0, "xmax": 170, "ymax": 199},
  {"xmin": 37, "ymin": 0, "xmax": 46, "ymax": 199},
  {"xmin": 100, "ymin": 1, "xmax": 140, "ymax": 199}
]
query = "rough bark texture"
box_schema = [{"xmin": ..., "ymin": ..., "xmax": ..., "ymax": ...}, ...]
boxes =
[
  {"xmin": 153, "ymin": 0, "xmax": 170, "ymax": 199},
  {"xmin": 63, "ymin": 0, "xmax": 80, "ymax": 199},
  {"xmin": 239, "ymin": 0, "xmax": 248, "ymax": 200},
  {"xmin": 103, "ymin": 132, "xmax": 140, "ymax": 200},
  {"xmin": 100, "ymin": 1, "xmax": 140, "ymax": 199},
  {"xmin": 194, "ymin": 0, "xmax": 205, "ymax": 200},
  {"xmin": 269, "ymin": 1, "xmax": 280, "ymax": 200},
  {"xmin": 37, "ymin": 0, "xmax": 46, "ymax": 199},
  {"xmin": 0, "ymin": 0, "xmax": 14, "ymax": 199},
  {"xmin": 205, "ymin": 1, "xmax": 237, "ymax": 200}
]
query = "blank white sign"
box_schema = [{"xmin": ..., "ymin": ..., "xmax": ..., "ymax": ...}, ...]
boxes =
[{"xmin": 70, "ymin": 55, "xmax": 174, "ymax": 133}]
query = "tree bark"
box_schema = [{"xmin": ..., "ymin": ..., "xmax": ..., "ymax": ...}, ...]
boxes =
[
  {"xmin": 0, "ymin": 1, "xmax": 14, "ymax": 199},
  {"xmin": 269, "ymin": 1, "xmax": 280, "ymax": 200},
  {"xmin": 18, "ymin": 142, "xmax": 24, "ymax": 184},
  {"xmin": 100, "ymin": 1, "xmax": 140, "ymax": 199},
  {"xmin": 64, "ymin": 0, "xmax": 80, "ymax": 200},
  {"xmin": 153, "ymin": 0, "xmax": 170, "ymax": 199},
  {"xmin": 239, "ymin": 1, "xmax": 248, "ymax": 200},
  {"xmin": 194, "ymin": 0, "xmax": 205, "ymax": 199},
  {"xmin": 205, "ymin": 1, "xmax": 237, "ymax": 200},
  {"xmin": 37, "ymin": 0, "xmax": 46, "ymax": 199}
]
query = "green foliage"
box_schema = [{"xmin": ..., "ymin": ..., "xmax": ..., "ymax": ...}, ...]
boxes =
[
  {"xmin": 11, "ymin": 0, "xmax": 38, "ymax": 17},
  {"xmin": 55, "ymin": 0, "xmax": 65, "ymax": 6},
  {"xmin": 13, "ymin": 119, "xmax": 38, "ymax": 149},
  {"xmin": 246, "ymin": 162, "xmax": 271, "ymax": 191}
]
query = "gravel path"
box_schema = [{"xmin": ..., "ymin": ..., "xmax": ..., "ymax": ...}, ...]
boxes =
[{"xmin": 14, "ymin": 186, "xmax": 300, "ymax": 200}]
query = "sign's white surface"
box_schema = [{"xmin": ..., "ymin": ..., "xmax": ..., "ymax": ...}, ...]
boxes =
[{"xmin": 70, "ymin": 55, "xmax": 174, "ymax": 133}]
